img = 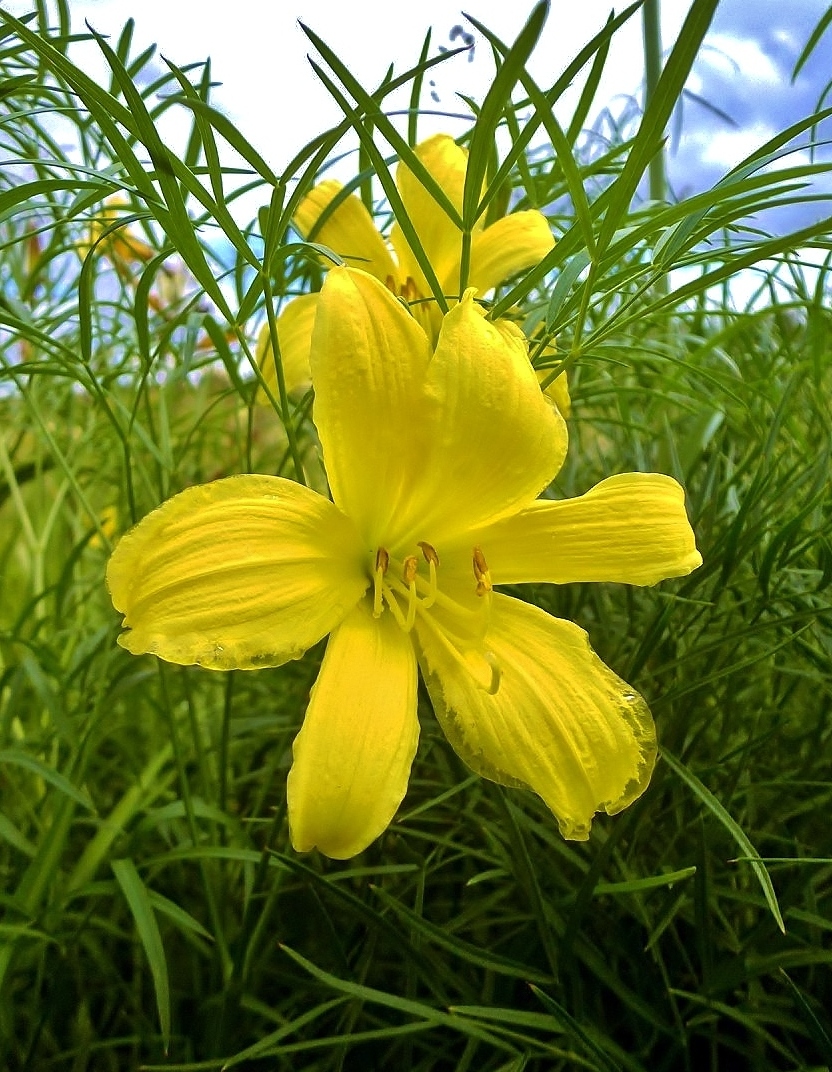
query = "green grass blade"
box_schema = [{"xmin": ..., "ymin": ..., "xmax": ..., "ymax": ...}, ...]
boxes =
[
  {"xmin": 661, "ymin": 749, "xmax": 785, "ymax": 933},
  {"xmin": 0, "ymin": 748, "xmax": 94, "ymax": 810},
  {"xmin": 112, "ymin": 858, "xmax": 171, "ymax": 1048}
]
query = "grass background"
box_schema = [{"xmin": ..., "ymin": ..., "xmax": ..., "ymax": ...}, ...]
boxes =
[{"xmin": 1, "ymin": 0, "xmax": 831, "ymax": 1068}]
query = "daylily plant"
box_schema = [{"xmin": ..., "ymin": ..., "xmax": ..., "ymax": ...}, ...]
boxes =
[
  {"xmin": 108, "ymin": 266, "xmax": 701, "ymax": 859},
  {"xmin": 257, "ymin": 133, "xmax": 567, "ymax": 409}
]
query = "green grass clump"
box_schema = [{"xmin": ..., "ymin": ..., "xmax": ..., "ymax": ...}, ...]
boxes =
[{"xmin": 1, "ymin": 1, "xmax": 831, "ymax": 1068}]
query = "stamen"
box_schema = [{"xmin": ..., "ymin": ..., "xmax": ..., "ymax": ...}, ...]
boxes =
[
  {"xmin": 402, "ymin": 555, "xmax": 418, "ymax": 585},
  {"xmin": 417, "ymin": 541, "xmax": 439, "ymax": 609},
  {"xmin": 382, "ymin": 585, "xmax": 410, "ymax": 631},
  {"xmin": 402, "ymin": 276, "xmax": 418, "ymax": 301},
  {"xmin": 373, "ymin": 546, "xmax": 389, "ymax": 618},
  {"xmin": 472, "ymin": 546, "xmax": 493, "ymax": 597}
]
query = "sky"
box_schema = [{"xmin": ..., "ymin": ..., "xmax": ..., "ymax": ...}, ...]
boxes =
[{"xmin": 3, "ymin": 0, "xmax": 831, "ymax": 233}]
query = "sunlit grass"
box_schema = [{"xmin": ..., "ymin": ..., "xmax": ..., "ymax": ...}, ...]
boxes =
[{"xmin": 1, "ymin": 0, "xmax": 831, "ymax": 1068}]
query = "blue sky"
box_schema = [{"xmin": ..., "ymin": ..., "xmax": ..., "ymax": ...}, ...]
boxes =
[{"xmin": 664, "ymin": 0, "xmax": 832, "ymax": 230}]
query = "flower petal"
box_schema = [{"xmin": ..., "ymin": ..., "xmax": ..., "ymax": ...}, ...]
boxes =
[
  {"xmin": 539, "ymin": 369, "xmax": 571, "ymax": 416},
  {"xmin": 294, "ymin": 179, "xmax": 397, "ymax": 282},
  {"xmin": 417, "ymin": 594, "xmax": 656, "ymax": 840},
  {"xmin": 310, "ymin": 266, "xmax": 433, "ymax": 548},
  {"xmin": 389, "ymin": 221, "xmax": 429, "ymax": 297},
  {"xmin": 107, "ymin": 476, "xmax": 368, "ymax": 669},
  {"xmin": 470, "ymin": 473, "xmax": 702, "ymax": 586},
  {"xmin": 468, "ymin": 210, "xmax": 554, "ymax": 293},
  {"xmin": 255, "ymin": 293, "xmax": 318, "ymax": 401},
  {"xmin": 287, "ymin": 600, "xmax": 419, "ymax": 858},
  {"xmin": 396, "ymin": 134, "xmax": 467, "ymax": 292},
  {"xmin": 412, "ymin": 290, "xmax": 568, "ymax": 545}
]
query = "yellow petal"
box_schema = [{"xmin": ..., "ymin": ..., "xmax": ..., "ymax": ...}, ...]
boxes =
[
  {"xmin": 387, "ymin": 222, "xmax": 444, "ymax": 339},
  {"xmin": 106, "ymin": 476, "xmax": 368, "ymax": 669},
  {"xmin": 469, "ymin": 473, "xmax": 702, "ymax": 586},
  {"xmin": 468, "ymin": 210, "xmax": 554, "ymax": 294},
  {"xmin": 531, "ymin": 332, "xmax": 570, "ymax": 415},
  {"xmin": 412, "ymin": 290, "xmax": 568, "ymax": 545},
  {"xmin": 294, "ymin": 179, "xmax": 397, "ymax": 282},
  {"xmin": 396, "ymin": 134, "xmax": 467, "ymax": 293},
  {"xmin": 310, "ymin": 266, "xmax": 433, "ymax": 548},
  {"xmin": 538, "ymin": 369, "xmax": 571, "ymax": 416},
  {"xmin": 389, "ymin": 221, "xmax": 429, "ymax": 295},
  {"xmin": 287, "ymin": 600, "xmax": 419, "ymax": 858},
  {"xmin": 417, "ymin": 594, "xmax": 656, "ymax": 840},
  {"xmin": 255, "ymin": 293, "xmax": 318, "ymax": 401}
]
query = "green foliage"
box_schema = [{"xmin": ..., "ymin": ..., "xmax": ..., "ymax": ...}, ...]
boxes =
[{"xmin": 1, "ymin": 1, "xmax": 831, "ymax": 1069}]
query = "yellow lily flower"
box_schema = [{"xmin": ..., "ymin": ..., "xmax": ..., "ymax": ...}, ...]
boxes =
[
  {"xmin": 108, "ymin": 267, "xmax": 701, "ymax": 859},
  {"xmin": 76, "ymin": 196, "xmax": 156, "ymax": 272},
  {"xmin": 89, "ymin": 504, "xmax": 119, "ymax": 550},
  {"xmin": 258, "ymin": 133, "xmax": 557, "ymax": 397}
]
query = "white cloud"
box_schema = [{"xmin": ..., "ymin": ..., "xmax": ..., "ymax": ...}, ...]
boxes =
[
  {"xmin": 702, "ymin": 33, "xmax": 782, "ymax": 83},
  {"xmin": 698, "ymin": 122, "xmax": 778, "ymax": 168}
]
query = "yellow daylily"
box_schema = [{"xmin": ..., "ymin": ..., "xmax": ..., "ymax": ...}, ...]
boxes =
[
  {"xmin": 108, "ymin": 266, "xmax": 701, "ymax": 860},
  {"xmin": 258, "ymin": 133, "xmax": 557, "ymax": 397},
  {"xmin": 89, "ymin": 504, "xmax": 119, "ymax": 550},
  {"xmin": 76, "ymin": 196, "xmax": 156, "ymax": 272}
]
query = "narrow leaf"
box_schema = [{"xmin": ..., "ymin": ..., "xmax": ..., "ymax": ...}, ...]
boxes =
[{"xmin": 112, "ymin": 858, "xmax": 171, "ymax": 1047}]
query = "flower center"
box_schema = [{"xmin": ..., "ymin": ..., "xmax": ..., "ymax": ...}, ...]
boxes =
[
  {"xmin": 385, "ymin": 274, "xmax": 438, "ymax": 338},
  {"xmin": 371, "ymin": 542, "xmax": 499, "ymax": 693},
  {"xmin": 372, "ymin": 541, "xmax": 492, "ymax": 627}
]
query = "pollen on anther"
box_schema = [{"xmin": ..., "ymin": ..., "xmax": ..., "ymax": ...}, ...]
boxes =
[
  {"xmin": 472, "ymin": 546, "xmax": 493, "ymax": 597},
  {"xmin": 402, "ymin": 276, "xmax": 419, "ymax": 301},
  {"xmin": 417, "ymin": 541, "xmax": 440, "ymax": 567},
  {"xmin": 402, "ymin": 555, "xmax": 418, "ymax": 585},
  {"xmin": 418, "ymin": 542, "xmax": 439, "ymax": 609},
  {"xmin": 375, "ymin": 547, "xmax": 390, "ymax": 575}
]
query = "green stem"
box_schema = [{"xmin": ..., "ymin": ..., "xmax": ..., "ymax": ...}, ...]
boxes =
[
  {"xmin": 260, "ymin": 280, "xmax": 306, "ymax": 484},
  {"xmin": 643, "ymin": 0, "xmax": 666, "ymax": 204}
]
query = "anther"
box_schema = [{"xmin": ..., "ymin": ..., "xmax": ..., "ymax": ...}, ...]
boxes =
[
  {"xmin": 472, "ymin": 546, "xmax": 493, "ymax": 597},
  {"xmin": 417, "ymin": 541, "xmax": 439, "ymax": 567},
  {"xmin": 402, "ymin": 276, "xmax": 418, "ymax": 301},
  {"xmin": 418, "ymin": 541, "xmax": 439, "ymax": 609},
  {"xmin": 402, "ymin": 555, "xmax": 419, "ymax": 630}
]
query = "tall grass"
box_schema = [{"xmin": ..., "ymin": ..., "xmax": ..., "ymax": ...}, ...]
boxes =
[{"xmin": 1, "ymin": 1, "xmax": 830, "ymax": 1068}]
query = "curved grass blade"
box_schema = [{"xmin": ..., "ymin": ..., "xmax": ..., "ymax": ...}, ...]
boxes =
[
  {"xmin": 112, "ymin": 857, "xmax": 171, "ymax": 1048},
  {"xmin": 661, "ymin": 749, "xmax": 785, "ymax": 933},
  {"xmin": 0, "ymin": 748, "xmax": 94, "ymax": 810}
]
